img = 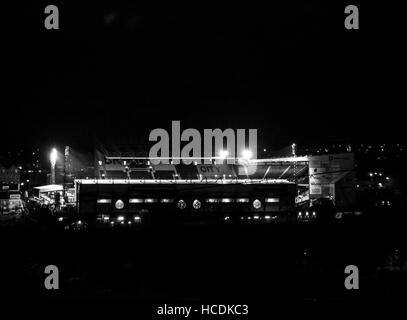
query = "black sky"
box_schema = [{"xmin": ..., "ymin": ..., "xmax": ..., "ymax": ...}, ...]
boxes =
[{"xmin": 5, "ymin": 1, "xmax": 407, "ymax": 152}]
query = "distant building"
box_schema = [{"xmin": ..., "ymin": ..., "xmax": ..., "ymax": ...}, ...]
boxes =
[
  {"xmin": 308, "ymin": 153, "xmax": 355, "ymax": 207},
  {"xmin": 0, "ymin": 163, "xmax": 20, "ymax": 191}
]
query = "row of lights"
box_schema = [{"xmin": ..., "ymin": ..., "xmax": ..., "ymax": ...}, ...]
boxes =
[
  {"xmin": 95, "ymin": 214, "xmax": 142, "ymax": 225},
  {"xmin": 218, "ymin": 149, "xmax": 253, "ymax": 160},
  {"xmin": 297, "ymin": 211, "xmax": 317, "ymax": 220},
  {"xmin": 96, "ymin": 149, "xmax": 254, "ymax": 168},
  {"xmin": 177, "ymin": 198, "xmax": 273, "ymax": 210},
  {"xmin": 98, "ymin": 198, "xmax": 279, "ymax": 210},
  {"xmin": 369, "ymin": 172, "xmax": 390, "ymax": 180},
  {"xmin": 236, "ymin": 214, "xmax": 277, "ymax": 221}
]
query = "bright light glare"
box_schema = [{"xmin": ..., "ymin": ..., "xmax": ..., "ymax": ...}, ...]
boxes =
[
  {"xmin": 219, "ymin": 150, "xmax": 229, "ymax": 159},
  {"xmin": 50, "ymin": 148, "xmax": 57, "ymax": 165},
  {"xmin": 241, "ymin": 149, "xmax": 253, "ymax": 160}
]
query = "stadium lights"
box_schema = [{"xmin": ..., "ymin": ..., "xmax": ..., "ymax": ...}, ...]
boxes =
[
  {"xmin": 50, "ymin": 148, "xmax": 57, "ymax": 165},
  {"xmin": 241, "ymin": 149, "xmax": 253, "ymax": 160},
  {"xmin": 219, "ymin": 150, "xmax": 229, "ymax": 159},
  {"xmin": 50, "ymin": 148, "xmax": 57, "ymax": 184},
  {"xmin": 291, "ymin": 143, "xmax": 297, "ymax": 157}
]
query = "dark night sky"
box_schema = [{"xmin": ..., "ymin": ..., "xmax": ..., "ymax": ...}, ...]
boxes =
[{"xmin": 5, "ymin": 1, "xmax": 407, "ymax": 152}]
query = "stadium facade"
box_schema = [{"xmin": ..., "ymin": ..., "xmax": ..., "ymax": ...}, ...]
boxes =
[{"xmin": 73, "ymin": 151, "xmax": 355, "ymax": 224}]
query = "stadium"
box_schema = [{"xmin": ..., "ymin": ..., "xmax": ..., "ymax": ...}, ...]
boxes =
[{"xmin": 74, "ymin": 152, "xmax": 355, "ymax": 225}]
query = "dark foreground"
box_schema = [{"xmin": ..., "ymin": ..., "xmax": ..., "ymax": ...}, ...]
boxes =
[{"xmin": 1, "ymin": 212, "xmax": 406, "ymax": 316}]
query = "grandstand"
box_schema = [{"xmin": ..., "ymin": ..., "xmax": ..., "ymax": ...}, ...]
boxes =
[{"xmin": 74, "ymin": 152, "xmax": 354, "ymax": 223}]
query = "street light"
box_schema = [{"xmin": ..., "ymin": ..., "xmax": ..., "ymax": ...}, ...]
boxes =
[{"xmin": 50, "ymin": 148, "xmax": 57, "ymax": 184}]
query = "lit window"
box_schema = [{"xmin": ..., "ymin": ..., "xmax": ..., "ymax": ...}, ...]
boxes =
[
  {"xmin": 129, "ymin": 198, "xmax": 143, "ymax": 203},
  {"xmin": 97, "ymin": 199, "xmax": 112, "ymax": 204},
  {"xmin": 265, "ymin": 198, "xmax": 279, "ymax": 203},
  {"xmin": 160, "ymin": 198, "xmax": 174, "ymax": 203}
]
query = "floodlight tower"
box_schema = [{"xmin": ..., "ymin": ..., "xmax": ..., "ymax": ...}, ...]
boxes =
[{"xmin": 50, "ymin": 148, "xmax": 57, "ymax": 184}]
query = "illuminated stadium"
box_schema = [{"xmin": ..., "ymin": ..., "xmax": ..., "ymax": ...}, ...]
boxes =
[{"xmin": 75, "ymin": 153, "xmax": 355, "ymax": 225}]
